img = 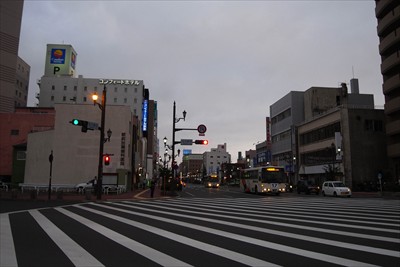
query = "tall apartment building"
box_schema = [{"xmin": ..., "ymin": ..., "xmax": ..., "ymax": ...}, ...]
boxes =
[
  {"xmin": 375, "ymin": 0, "xmax": 400, "ymax": 182},
  {"xmin": 0, "ymin": 0, "xmax": 28, "ymax": 112}
]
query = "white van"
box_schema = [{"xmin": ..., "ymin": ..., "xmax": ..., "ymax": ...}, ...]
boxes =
[{"xmin": 321, "ymin": 181, "xmax": 351, "ymax": 197}]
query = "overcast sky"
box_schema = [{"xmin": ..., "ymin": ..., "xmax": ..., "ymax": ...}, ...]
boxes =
[{"xmin": 19, "ymin": 0, "xmax": 383, "ymax": 162}]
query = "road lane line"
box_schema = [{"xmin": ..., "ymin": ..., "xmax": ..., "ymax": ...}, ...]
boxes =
[
  {"xmin": 1, "ymin": 214, "xmax": 18, "ymax": 267},
  {"xmin": 29, "ymin": 210, "xmax": 104, "ymax": 267},
  {"xmin": 78, "ymin": 204, "xmax": 280, "ymax": 267},
  {"xmin": 152, "ymin": 200, "xmax": 400, "ymax": 239},
  {"xmin": 119, "ymin": 201, "xmax": 400, "ymax": 258},
  {"xmin": 55, "ymin": 207, "xmax": 191, "ymax": 267}
]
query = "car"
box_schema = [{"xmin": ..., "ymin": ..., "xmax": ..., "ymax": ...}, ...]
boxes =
[
  {"xmin": 297, "ymin": 180, "xmax": 320, "ymax": 195},
  {"xmin": 75, "ymin": 179, "xmax": 95, "ymax": 193},
  {"xmin": 205, "ymin": 180, "xmax": 220, "ymax": 188},
  {"xmin": 321, "ymin": 181, "xmax": 352, "ymax": 197}
]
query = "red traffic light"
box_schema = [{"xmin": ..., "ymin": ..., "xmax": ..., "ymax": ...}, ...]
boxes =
[
  {"xmin": 194, "ymin": 140, "xmax": 208, "ymax": 145},
  {"xmin": 104, "ymin": 155, "xmax": 110, "ymax": 165}
]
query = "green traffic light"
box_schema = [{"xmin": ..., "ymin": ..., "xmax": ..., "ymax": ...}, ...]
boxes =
[{"xmin": 72, "ymin": 119, "xmax": 79, "ymax": 125}]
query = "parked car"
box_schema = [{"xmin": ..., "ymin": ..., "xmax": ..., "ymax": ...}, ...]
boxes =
[
  {"xmin": 321, "ymin": 181, "xmax": 352, "ymax": 197},
  {"xmin": 297, "ymin": 180, "xmax": 320, "ymax": 195},
  {"xmin": 75, "ymin": 179, "xmax": 95, "ymax": 193}
]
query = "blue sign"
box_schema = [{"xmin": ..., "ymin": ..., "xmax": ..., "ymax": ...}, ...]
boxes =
[
  {"xmin": 50, "ymin": 49, "xmax": 66, "ymax": 64},
  {"xmin": 183, "ymin": 149, "xmax": 192, "ymax": 155},
  {"xmin": 142, "ymin": 100, "xmax": 148, "ymax": 132}
]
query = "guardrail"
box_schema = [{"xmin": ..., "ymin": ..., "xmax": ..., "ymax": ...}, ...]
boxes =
[{"xmin": 19, "ymin": 183, "xmax": 76, "ymax": 194}]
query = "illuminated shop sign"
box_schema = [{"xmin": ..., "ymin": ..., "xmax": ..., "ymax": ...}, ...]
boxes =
[
  {"xmin": 71, "ymin": 52, "xmax": 76, "ymax": 69},
  {"xmin": 142, "ymin": 100, "xmax": 148, "ymax": 132},
  {"xmin": 50, "ymin": 49, "xmax": 66, "ymax": 64},
  {"xmin": 99, "ymin": 79, "xmax": 141, "ymax": 86}
]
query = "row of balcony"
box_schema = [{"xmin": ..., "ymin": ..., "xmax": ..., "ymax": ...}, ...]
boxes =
[
  {"xmin": 379, "ymin": 26, "xmax": 400, "ymax": 55},
  {"xmin": 382, "ymin": 72, "xmax": 400, "ymax": 95},
  {"xmin": 376, "ymin": 4, "xmax": 400, "ymax": 37},
  {"xmin": 384, "ymin": 95, "xmax": 400, "ymax": 115},
  {"xmin": 380, "ymin": 51, "xmax": 400, "ymax": 74}
]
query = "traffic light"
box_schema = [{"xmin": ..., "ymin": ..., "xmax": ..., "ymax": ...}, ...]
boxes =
[
  {"xmin": 104, "ymin": 155, "xmax": 110, "ymax": 165},
  {"xmin": 70, "ymin": 119, "xmax": 88, "ymax": 132},
  {"xmin": 194, "ymin": 140, "xmax": 208, "ymax": 145}
]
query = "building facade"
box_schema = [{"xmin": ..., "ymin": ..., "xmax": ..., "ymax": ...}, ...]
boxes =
[
  {"xmin": 375, "ymin": 0, "xmax": 400, "ymax": 183},
  {"xmin": 270, "ymin": 91, "xmax": 305, "ymax": 176},
  {"xmin": 297, "ymin": 107, "xmax": 387, "ymax": 190},
  {"xmin": 24, "ymin": 104, "xmax": 134, "ymax": 188},
  {"xmin": 203, "ymin": 143, "xmax": 231, "ymax": 176},
  {"xmin": 0, "ymin": 0, "xmax": 27, "ymax": 112},
  {"xmin": 0, "ymin": 107, "xmax": 55, "ymax": 183},
  {"xmin": 33, "ymin": 44, "xmax": 157, "ymax": 186}
]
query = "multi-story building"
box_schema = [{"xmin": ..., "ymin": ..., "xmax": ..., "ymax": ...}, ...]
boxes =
[
  {"xmin": 32, "ymin": 44, "xmax": 156, "ymax": 186},
  {"xmin": 297, "ymin": 106, "xmax": 387, "ymax": 190},
  {"xmin": 203, "ymin": 143, "xmax": 231, "ymax": 177},
  {"xmin": 24, "ymin": 104, "xmax": 135, "ymax": 188},
  {"xmin": 0, "ymin": 107, "xmax": 55, "ymax": 183},
  {"xmin": 375, "ymin": 0, "xmax": 400, "ymax": 183},
  {"xmin": 270, "ymin": 79, "xmax": 383, "ymax": 187},
  {"xmin": 180, "ymin": 153, "xmax": 203, "ymax": 179},
  {"xmin": 270, "ymin": 91, "xmax": 305, "ymax": 175},
  {"xmin": 0, "ymin": 0, "xmax": 29, "ymax": 112}
]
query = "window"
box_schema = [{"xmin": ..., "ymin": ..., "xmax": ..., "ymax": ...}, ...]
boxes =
[
  {"xmin": 63, "ymin": 96, "xmax": 66, "ymax": 101},
  {"xmin": 52, "ymin": 85, "xmax": 55, "ymax": 90},
  {"xmin": 94, "ymin": 86, "xmax": 97, "ymax": 92},
  {"xmin": 134, "ymin": 98, "xmax": 137, "ymax": 103},
  {"xmin": 74, "ymin": 86, "xmax": 77, "ymax": 91},
  {"xmin": 51, "ymin": 95, "xmax": 54, "ymax": 101},
  {"xmin": 84, "ymin": 86, "xmax": 87, "ymax": 91},
  {"xmin": 83, "ymin": 97, "xmax": 87, "ymax": 102},
  {"xmin": 124, "ymin": 98, "xmax": 127, "ymax": 103},
  {"xmin": 124, "ymin": 87, "xmax": 128, "ymax": 93},
  {"xmin": 114, "ymin": 98, "xmax": 117, "ymax": 103},
  {"xmin": 64, "ymin": 85, "xmax": 67, "ymax": 91},
  {"xmin": 11, "ymin": 129, "xmax": 19, "ymax": 136},
  {"xmin": 16, "ymin": 151, "xmax": 26, "ymax": 160},
  {"xmin": 134, "ymin": 87, "xmax": 138, "ymax": 93},
  {"xmin": 114, "ymin": 87, "xmax": 118, "ymax": 93}
]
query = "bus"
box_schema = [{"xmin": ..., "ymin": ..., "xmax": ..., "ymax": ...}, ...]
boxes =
[{"xmin": 240, "ymin": 166, "xmax": 286, "ymax": 195}]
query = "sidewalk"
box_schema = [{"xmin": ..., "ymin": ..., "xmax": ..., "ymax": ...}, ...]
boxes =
[
  {"xmin": 0, "ymin": 185, "xmax": 173, "ymax": 202},
  {"xmin": 0, "ymin": 186, "xmax": 179, "ymax": 213}
]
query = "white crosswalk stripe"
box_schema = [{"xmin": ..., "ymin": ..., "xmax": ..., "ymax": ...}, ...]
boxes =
[{"xmin": 3, "ymin": 197, "xmax": 400, "ymax": 267}]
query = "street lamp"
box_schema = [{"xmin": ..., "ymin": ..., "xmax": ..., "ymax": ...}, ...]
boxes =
[
  {"xmin": 172, "ymin": 101, "xmax": 186, "ymax": 175},
  {"xmin": 92, "ymin": 85, "xmax": 111, "ymax": 200}
]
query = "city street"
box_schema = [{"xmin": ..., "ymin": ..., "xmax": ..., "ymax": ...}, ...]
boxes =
[{"xmin": 1, "ymin": 186, "xmax": 399, "ymax": 267}]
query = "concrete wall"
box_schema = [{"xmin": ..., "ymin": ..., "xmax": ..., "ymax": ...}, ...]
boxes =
[{"xmin": 24, "ymin": 103, "xmax": 133, "ymax": 186}]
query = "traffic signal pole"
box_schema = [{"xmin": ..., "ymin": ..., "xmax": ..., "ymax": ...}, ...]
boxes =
[{"xmin": 172, "ymin": 101, "xmax": 176, "ymax": 174}]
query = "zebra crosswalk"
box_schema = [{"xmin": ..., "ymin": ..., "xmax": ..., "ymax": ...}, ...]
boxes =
[{"xmin": 1, "ymin": 197, "xmax": 399, "ymax": 267}]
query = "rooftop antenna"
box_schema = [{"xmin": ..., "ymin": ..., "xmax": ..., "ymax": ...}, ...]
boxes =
[{"xmin": 352, "ymin": 66, "xmax": 355, "ymax": 79}]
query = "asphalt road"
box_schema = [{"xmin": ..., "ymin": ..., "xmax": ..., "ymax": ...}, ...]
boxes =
[{"xmin": 2, "ymin": 187, "xmax": 399, "ymax": 267}]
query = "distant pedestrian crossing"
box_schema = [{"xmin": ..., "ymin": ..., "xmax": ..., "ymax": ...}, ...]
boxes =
[{"xmin": 1, "ymin": 197, "xmax": 399, "ymax": 267}]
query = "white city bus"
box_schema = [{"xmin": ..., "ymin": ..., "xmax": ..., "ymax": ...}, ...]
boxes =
[{"xmin": 240, "ymin": 166, "xmax": 286, "ymax": 195}]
